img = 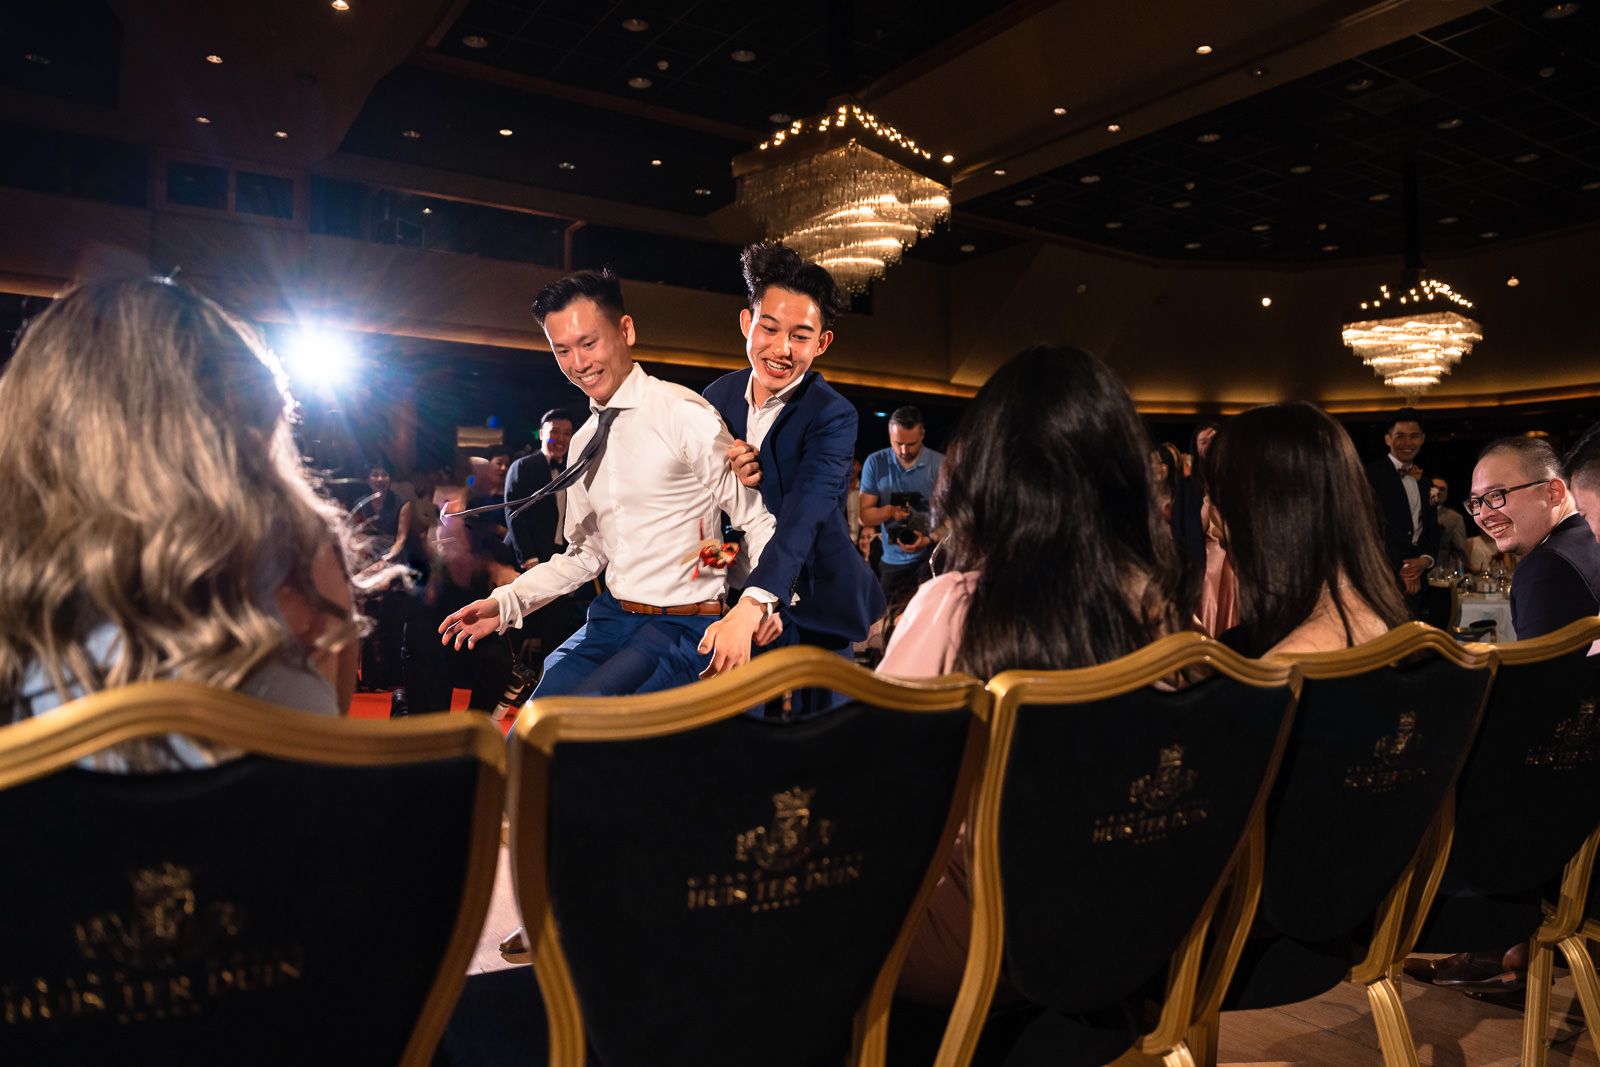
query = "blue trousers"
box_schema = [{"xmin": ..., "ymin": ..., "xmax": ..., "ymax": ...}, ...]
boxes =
[{"xmin": 530, "ymin": 591, "xmax": 717, "ymax": 698}]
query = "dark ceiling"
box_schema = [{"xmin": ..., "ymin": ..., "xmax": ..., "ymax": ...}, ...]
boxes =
[{"xmin": 960, "ymin": 0, "xmax": 1600, "ymax": 262}]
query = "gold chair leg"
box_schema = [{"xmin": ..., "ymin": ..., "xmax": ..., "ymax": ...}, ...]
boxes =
[
  {"xmin": 1185, "ymin": 1017, "xmax": 1219, "ymax": 1067},
  {"xmin": 1364, "ymin": 975, "xmax": 1423, "ymax": 1067},
  {"xmin": 1523, "ymin": 939, "xmax": 1555, "ymax": 1067},
  {"xmin": 1161, "ymin": 1042, "xmax": 1198, "ymax": 1067},
  {"xmin": 1558, "ymin": 932, "xmax": 1600, "ymax": 1040}
]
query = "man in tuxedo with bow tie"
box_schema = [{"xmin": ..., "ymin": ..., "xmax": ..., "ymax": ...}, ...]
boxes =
[{"xmin": 1364, "ymin": 408, "xmax": 1439, "ymax": 616}]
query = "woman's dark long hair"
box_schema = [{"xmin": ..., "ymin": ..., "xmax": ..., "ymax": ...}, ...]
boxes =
[
  {"xmin": 1206, "ymin": 402, "xmax": 1408, "ymax": 653},
  {"xmin": 936, "ymin": 344, "xmax": 1194, "ymax": 679}
]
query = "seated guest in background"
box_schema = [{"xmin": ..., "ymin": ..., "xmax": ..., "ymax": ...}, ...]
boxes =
[
  {"xmin": 1364, "ymin": 408, "xmax": 1439, "ymax": 615},
  {"xmin": 1431, "ymin": 476, "xmax": 1470, "ymax": 563},
  {"xmin": 1564, "ymin": 422, "xmax": 1600, "ymax": 544},
  {"xmin": 0, "ymin": 277, "xmax": 360, "ymax": 769},
  {"xmin": 705, "ymin": 242, "xmax": 885, "ymax": 656},
  {"xmin": 349, "ymin": 458, "xmax": 401, "ymax": 547},
  {"xmin": 878, "ymin": 343, "xmax": 1193, "ymax": 1005},
  {"xmin": 1208, "ymin": 402, "xmax": 1409, "ymax": 656},
  {"xmin": 1469, "ymin": 436, "xmax": 1600, "ymax": 640},
  {"xmin": 860, "ymin": 406, "xmax": 943, "ymax": 615}
]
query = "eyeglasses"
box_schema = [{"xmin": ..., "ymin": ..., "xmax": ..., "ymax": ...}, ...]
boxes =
[{"xmin": 1463, "ymin": 480, "xmax": 1548, "ymax": 516}]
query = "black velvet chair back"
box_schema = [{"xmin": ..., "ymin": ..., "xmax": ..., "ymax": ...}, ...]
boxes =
[
  {"xmin": 933, "ymin": 633, "xmax": 1297, "ymax": 1067},
  {"xmin": 1452, "ymin": 618, "xmax": 1600, "ymax": 894},
  {"xmin": 508, "ymin": 646, "xmax": 988, "ymax": 1067},
  {"xmin": 0, "ymin": 682, "xmax": 505, "ymax": 1067},
  {"xmin": 1256, "ymin": 626, "xmax": 1494, "ymax": 944}
]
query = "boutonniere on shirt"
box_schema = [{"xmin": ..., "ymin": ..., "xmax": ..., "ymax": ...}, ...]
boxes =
[{"xmin": 678, "ymin": 520, "xmax": 740, "ymax": 579}]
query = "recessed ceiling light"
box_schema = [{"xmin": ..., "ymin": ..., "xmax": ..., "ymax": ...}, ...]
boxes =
[
  {"xmin": 1321, "ymin": 244, "xmax": 1340, "ymax": 251},
  {"xmin": 559, "ymin": 162, "xmax": 575, "ymax": 170},
  {"xmin": 402, "ymin": 129, "xmax": 420, "ymax": 139},
  {"xmin": 23, "ymin": 53, "xmax": 50, "ymax": 65},
  {"xmin": 422, "ymin": 207, "xmax": 432, "ymax": 214},
  {"xmin": 1437, "ymin": 118, "xmax": 1464, "ymax": 130},
  {"xmin": 1052, "ymin": 107, "xmax": 1067, "ymax": 115},
  {"xmin": 694, "ymin": 188, "xmax": 712, "ymax": 196},
  {"xmin": 1195, "ymin": 45, "xmax": 1213, "ymax": 55},
  {"xmin": 206, "ymin": 54, "xmax": 223, "ymax": 64},
  {"xmin": 1439, "ymin": 216, "xmax": 1459, "ymax": 223},
  {"xmin": 499, "ymin": 128, "xmax": 513, "ymax": 136},
  {"xmin": 331, "ymin": 0, "xmax": 349, "ymax": 9},
  {"xmin": 1584, "ymin": 181, "xmax": 1600, "ymax": 191},
  {"xmin": 656, "ymin": 59, "xmax": 670, "ymax": 70},
  {"xmin": 1197, "ymin": 133, "xmax": 1221, "ymax": 143},
  {"xmin": 1480, "ymin": 231, "xmax": 1499, "ymax": 239},
  {"xmin": 1106, "ymin": 123, "xmax": 1122, "ymax": 133},
  {"xmin": 959, "ymin": 243, "xmax": 976, "ymax": 252},
  {"xmin": 462, "ymin": 35, "xmax": 488, "ymax": 48},
  {"xmin": 1251, "ymin": 223, "xmax": 1270, "ymax": 232},
  {"xmin": 621, "ymin": 17, "xmax": 649, "ymax": 31},
  {"xmin": 1345, "ymin": 78, "xmax": 1374, "ymax": 92},
  {"xmin": 1539, "ymin": 66, "xmax": 1557, "ymax": 78},
  {"xmin": 1076, "ymin": 284, "xmax": 1088, "ymax": 294},
  {"xmin": 1105, "ymin": 221, "xmax": 1124, "ymax": 229},
  {"xmin": 1261, "ymin": 297, "xmax": 1273, "ymax": 307},
  {"xmin": 628, "ymin": 76, "xmax": 652, "ymax": 89},
  {"xmin": 1080, "ymin": 175, "xmax": 1101, "ymax": 184},
  {"xmin": 769, "ymin": 113, "xmax": 791, "ymax": 124},
  {"xmin": 941, "ymin": 154, "xmax": 954, "ymax": 163},
  {"xmin": 1289, "ymin": 164, "xmax": 1313, "ymax": 174},
  {"xmin": 1543, "ymin": 3, "xmax": 1580, "ymax": 19},
  {"xmin": 1183, "ymin": 181, "xmax": 1196, "ymax": 191},
  {"xmin": 1506, "ymin": 276, "xmax": 1520, "ymax": 286},
  {"xmin": 273, "ymin": 130, "xmax": 288, "ymax": 138},
  {"xmin": 1014, "ymin": 198, "xmax": 1035, "ymax": 207},
  {"xmin": 1369, "ymin": 192, "xmax": 1391, "ymax": 201},
  {"xmin": 1316, "ymin": 222, "xmax": 1328, "ymax": 230},
  {"xmin": 993, "ymin": 168, "xmax": 1006, "ymax": 176},
  {"xmin": 650, "ymin": 159, "xmax": 662, "ymax": 166},
  {"xmin": 1172, "ymin": 200, "xmax": 1192, "ymax": 208},
  {"xmin": 195, "ymin": 116, "xmax": 211, "ymax": 124},
  {"xmin": 1514, "ymin": 152, "xmax": 1540, "ymax": 163},
  {"xmin": 730, "ymin": 49, "xmax": 756, "ymax": 62},
  {"xmin": 1184, "ymin": 242, "xmax": 1202, "ymax": 250},
  {"xmin": 1251, "ymin": 66, "xmax": 1269, "ymax": 77}
]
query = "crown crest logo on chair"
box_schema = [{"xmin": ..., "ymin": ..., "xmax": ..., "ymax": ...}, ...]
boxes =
[
  {"xmin": 736, "ymin": 786, "xmax": 835, "ymax": 872},
  {"xmin": 1129, "ymin": 744, "xmax": 1200, "ymax": 811}
]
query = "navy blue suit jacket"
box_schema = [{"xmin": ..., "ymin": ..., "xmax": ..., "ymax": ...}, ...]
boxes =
[
  {"xmin": 704, "ymin": 369, "xmax": 885, "ymax": 643},
  {"xmin": 1510, "ymin": 513, "xmax": 1600, "ymax": 640}
]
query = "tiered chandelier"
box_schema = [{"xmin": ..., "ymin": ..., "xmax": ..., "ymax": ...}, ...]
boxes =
[
  {"xmin": 1340, "ymin": 154, "xmax": 1481, "ymax": 395},
  {"xmin": 734, "ymin": 99, "xmax": 951, "ymax": 295}
]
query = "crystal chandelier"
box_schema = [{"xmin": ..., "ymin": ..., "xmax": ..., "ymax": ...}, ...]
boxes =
[
  {"xmin": 733, "ymin": 99, "xmax": 951, "ymax": 295},
  {"xmin": 1340, "ymin": 155, "xmax": 1481, "ymax": 395},
  {"xmin": 1342, "ymin": 278, "xmax": 1481, "ymax": 394}
]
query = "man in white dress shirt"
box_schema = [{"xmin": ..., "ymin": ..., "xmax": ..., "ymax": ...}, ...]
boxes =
[{"xmin": 439, "ymin": 270, "xmax": 781, "ymax": 696}]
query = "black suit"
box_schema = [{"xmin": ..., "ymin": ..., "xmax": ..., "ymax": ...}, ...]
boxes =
[
  {"xmin": 1365, "ymin": 454, "xmax": 1440, "ymax": 618},
  {"xmin": 1510, "ymin": 513, "xmax": 1600, "ymax": 640},
  {"xmin": 503, "ymin": 452, "xmax": 563, "ymax": 568}
]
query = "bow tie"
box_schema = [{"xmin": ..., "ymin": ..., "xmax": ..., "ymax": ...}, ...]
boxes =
[{"xmin": 1398, "ymin": 465, "xmax": 1421, "ymax": 481}]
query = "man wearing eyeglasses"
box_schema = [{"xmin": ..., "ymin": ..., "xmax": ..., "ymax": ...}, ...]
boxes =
[{"xmin": 1468, "ymin": 436, "xmax": 1600, "ymax": 640}]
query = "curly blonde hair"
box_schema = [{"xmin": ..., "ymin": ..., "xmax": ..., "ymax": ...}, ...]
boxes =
[{"xmin": 0, "ymin": 277, "xmax": 356, "ymax": 714}]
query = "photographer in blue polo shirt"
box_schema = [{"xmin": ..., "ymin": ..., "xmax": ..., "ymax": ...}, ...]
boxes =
[{"xmin": 859, "ymin": 406, "xmax": 944, "ymax": 613}]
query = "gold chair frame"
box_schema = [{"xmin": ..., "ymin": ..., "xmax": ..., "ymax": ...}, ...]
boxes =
[
  {"xmin": 1192, "ymin": 623, "xmax": 1496, "ymax": 1067},
  {"xmin": 0, "ymin": 680, "xmax": 508, "ymax": 1067},
  {"xmin": 1457, "ymin": 616, "xmax": 1600, "ymax": 1067},
  {"xmin": 937, "ymin": 631, "xmax": 1300, "ymax": 1067},
  {"xmin": 506, "ymin": 644, "xmax": 992, "ymax": 1067}
]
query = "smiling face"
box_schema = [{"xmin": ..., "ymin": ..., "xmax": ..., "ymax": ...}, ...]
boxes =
[
  {"xmin": 740, "ymin": 286, "xmax": 832, "ymax": 405},
  {"xmin": 1470, "ymin": 450, "xmax": 1561, "ymax": 554},
  {"xmin": 1385, "ymin": 420, "xmax": 1425, "ymax": 465},
  {"xmin": 543, "ymin": 297, "xmax": 636, "ymax": 405},
  {"xmin": 541, "ymin": 417, "xmax": 573, "ymax": 464}
]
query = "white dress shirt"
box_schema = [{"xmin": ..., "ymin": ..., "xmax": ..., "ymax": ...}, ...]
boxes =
[
  {"xmin": 1388, "ymin": 453, "xmax": 1423, "ymax": 546},
  {"xmin": 491, "ymin": 365, "xmax": 778, "ymax": 631},
  {"xmin": 744, "ymin": 373, "xmax": 803, "ymax": 451}
]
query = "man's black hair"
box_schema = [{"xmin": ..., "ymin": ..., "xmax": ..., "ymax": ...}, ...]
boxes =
[
  {"xmin": 540, "ymin": 407, "xmax": 577, "ymax": 427},
  {"xmin": 1563, "ymin": 422, "xmax": 1600, "ymax": 491},
  {"xmin": 532, "ymin": 269, "xmax": 626, "ymax": 326},
  {"xmin": 1386, "ymin": 407, "xmax": 1424, "ymax": 434},
  {"xmin": 889, "ymin": 406, "xmax": 924, "ymax": 431},
  {"xmin": 740, "ymin": 242, "xmax": 847, "ymax": 330}
]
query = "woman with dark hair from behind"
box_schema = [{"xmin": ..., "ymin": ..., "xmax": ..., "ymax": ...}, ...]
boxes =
[
  {"xmin": 1206, "ymin": 402, "xmax": 1408, "ymax": 656},
  {"xmin": 878, "ymin": 343, "xmax": 1195, "ymax": 1005},
  {"xmin": 0, "ymin": 277, "xmax": 362, "ymax": 771}
]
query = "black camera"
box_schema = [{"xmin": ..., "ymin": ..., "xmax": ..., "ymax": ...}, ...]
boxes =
[{"xmin": 885, "ymin": 491, "xmax": 930, "ymax": 549}]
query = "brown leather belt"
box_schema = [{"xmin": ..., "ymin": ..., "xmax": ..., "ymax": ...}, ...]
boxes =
[{"xmin": 616, "ymin": 598, "xmax": 725, "ymax": 617}]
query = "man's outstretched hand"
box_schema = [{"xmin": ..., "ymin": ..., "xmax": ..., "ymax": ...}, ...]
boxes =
[
  {"xmin": 439, "ymin": 597, "xmax": 502, "ymax": 651},
  {"xmin": 698, "ymin": 597, "xmax": 775, "ymax": 678}
]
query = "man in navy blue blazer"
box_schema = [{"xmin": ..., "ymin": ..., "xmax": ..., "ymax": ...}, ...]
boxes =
[{"xmin": 703, "ymin": 243, "xmax": 885, "ymax": 653}]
